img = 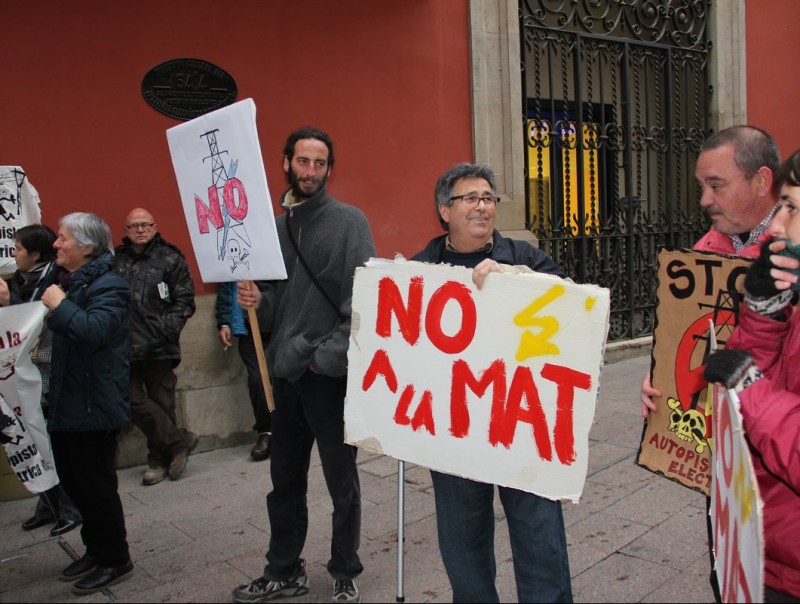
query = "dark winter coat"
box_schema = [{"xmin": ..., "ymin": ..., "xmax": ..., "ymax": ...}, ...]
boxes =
[
  {"xmin": 47, "ymin": 252, "xmax": 132, "ymax": 432},
  {"xmin": 412, "ymin": 230, "xmax": 565, "ymax": 277},
  {"xmin": 725, "ymin": 304, "xmax": 800, "ymax": 597},
  {"xmin": 252, "ymin": 187, "xmax": 375, "ymax": 381},
  {"xmin": 114, "ymin": 233, "xmax": 195, "ymax": 362}
]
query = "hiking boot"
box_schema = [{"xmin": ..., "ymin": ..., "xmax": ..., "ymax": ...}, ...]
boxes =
[
  {"xmin": 332, "ymin": 578, "xmax": 361, "ymax": 603},
  {"xmin": 168, "ymin": 432, "xmax": 200, "ymax": 480},
  {"xmin": 142, "ymin": 465, "xmax": 167, "ymax": 486},
  {"xmin": 232, "ymin": 561, "xmax": 309, "ymax": 603}
]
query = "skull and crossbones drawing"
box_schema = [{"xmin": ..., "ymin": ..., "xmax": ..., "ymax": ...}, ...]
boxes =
[{"xmin": 666, "ymin": 397, "xmax": 708, "ymax": 454}]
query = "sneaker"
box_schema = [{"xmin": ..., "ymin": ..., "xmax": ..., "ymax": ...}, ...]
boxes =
[
  {"xmin": 142, "ymin": 465, "xmax": 167, "ymax": 486},
  {"xmin": 232, "ymin": 563, "xmax": 309, "ymax": 603},
  {"xmin": 168, "ymin": 432, "xmax": 200, "ymax": 480},
  {"xmin": 332, "ymin": 578, "xmax": 360, "ymax": 603}
]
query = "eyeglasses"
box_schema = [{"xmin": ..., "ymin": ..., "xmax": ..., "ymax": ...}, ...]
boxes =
[
  {"xmin": 449, "ymin": 195, "xmax": 501, "ymax": 208},
  {"xmin": 125, "ymin": 222, "xmax": 155, "ymax": 231}
]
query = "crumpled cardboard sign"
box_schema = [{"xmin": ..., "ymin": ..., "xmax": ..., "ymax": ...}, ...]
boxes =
[
  {"xmin": 345, "ymin": 258, "xmax": 610, "ymax": 502},
  {"xmin": 636, "ymin": 247, "xmax": 752, "ymax": 495}
]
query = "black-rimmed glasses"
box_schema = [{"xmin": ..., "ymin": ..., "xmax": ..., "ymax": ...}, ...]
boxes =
[{"xmin": 449, "ymin": 195, "xmax": 501, "ymax": 208}]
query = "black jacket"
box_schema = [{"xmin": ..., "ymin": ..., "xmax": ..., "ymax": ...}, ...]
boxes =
[
  {"xmin": 412, "ymin": 230, "xmax": 565, "ymax": 278},
  {"xmin": 114, "ymin": 233, "xmax": 196, "ymax": 362}
]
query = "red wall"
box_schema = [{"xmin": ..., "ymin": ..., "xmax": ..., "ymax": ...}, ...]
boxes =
[
  {"xmin": 2, "ymin": 1, "xmax": 472, "ymax": 293},
  {"xmin": 746, "ymin": 0, "xmax": 800, "ymax": 159}
]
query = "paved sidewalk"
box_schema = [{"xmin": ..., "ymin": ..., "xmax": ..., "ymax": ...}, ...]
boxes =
[{"xmin": 0, "ymin": 354, "xmax": 714, "ymax": 603}]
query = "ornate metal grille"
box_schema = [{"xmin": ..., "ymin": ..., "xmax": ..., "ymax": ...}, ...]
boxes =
[{"xmin": 520, "ymin": 0, "xmax": 712, "ymax": 341}]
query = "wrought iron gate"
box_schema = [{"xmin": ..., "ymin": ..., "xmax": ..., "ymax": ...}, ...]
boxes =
[{"xmin": 520, "ymin": 0, "xmax": 712, "ymax": 341}]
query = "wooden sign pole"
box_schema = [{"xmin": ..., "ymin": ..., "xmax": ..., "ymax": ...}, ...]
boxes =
[{"xmin": 243, "ymin": 281, "xmax": 275, "ymax": 412}]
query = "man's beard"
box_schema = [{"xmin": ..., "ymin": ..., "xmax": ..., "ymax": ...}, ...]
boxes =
[{"xmin": 287, "ymin": 167, "xmax": 327, "ymax": 200}]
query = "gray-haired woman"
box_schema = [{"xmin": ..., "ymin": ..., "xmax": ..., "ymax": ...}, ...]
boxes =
[{"xmin": 40, "ymin": 213, "xmax": 133, "ymax": 595}]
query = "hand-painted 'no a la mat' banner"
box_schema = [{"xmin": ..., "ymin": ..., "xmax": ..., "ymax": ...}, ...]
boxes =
[
  {"xmin": 166, "ymin": 98, "xmax": 287, "ymax": 283},
  {"xmin": 344, "ymin": 258, "xmax": 611, "ymax": 502}
]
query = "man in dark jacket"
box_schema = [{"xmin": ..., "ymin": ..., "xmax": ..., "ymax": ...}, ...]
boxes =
[
  {"xmin": 233, "ymin": 127, "xmax": 374, "ymax": 604},
  {"xmin": 412, "ymin": 163, "xmax": 573, "ymax": 604},
  {"xmin": 114, "ymin": 208, "xmax": 197, "ymax": 486}
]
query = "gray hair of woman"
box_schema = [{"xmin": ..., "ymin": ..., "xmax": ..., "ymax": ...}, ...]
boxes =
[{"xmin": 59, "ymin": 212, "xmax": 114, "ymax": 257}]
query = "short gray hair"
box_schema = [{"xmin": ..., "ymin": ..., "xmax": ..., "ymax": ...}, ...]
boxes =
[
  {"xmin": 700, "ymin": 125, "xmax": 780, "ymax": 180},
  {"xmin": 59, "ymin": 212, "xmax": 114, "ymax": 257},
  {"xmin": 434, "ymin": 163, "xmax": 497, "ymax": 230}
]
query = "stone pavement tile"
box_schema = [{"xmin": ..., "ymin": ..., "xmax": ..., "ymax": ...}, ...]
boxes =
[
  {"xmin": 360, "ymin": 512, "xmax": 451, "ymax": 603},
  {"xmin": 495, "ymin": 553, "xmax": 521, "ymax": 603},
  {"xmin": 604, "ymin": 476, "xmax": 707, "ymax": 528},
  {"xmin": 360, "ymin": 468, "xmax": 402, "ymax": 505},
  {"xmin": 642, "ymin": 551, "xmax": 715, "ymax": 603},
  {"xmin": 0, "ymin": 539, "xmax": 67, "ymax": 593},
  {"xmin": 361, "ymin": 489, "xmax": 436, "ymax": 541},
  {"xmin": 572, "ymin": 552, "xmax": 675, "ymax": 603},
  {"xmin": 172, "ymin": 465, "xmax": 270, "ymax": 510},
  {"xmin": 620, "ymin": 504, "xmax": 711, "ymax": 571},
  {"xmin": 565, "ymin": 511, "xmax": 651, "ymax": 576},
  {"xmin": 589, "ymin": 412, "xmax": 649, "ymax": 448},
  {"xmin": 590, "ymin": 456, "xmax": 659, "ymax": 489},
  {"xmin": 115, "ymin": 561, "xmax": 245, "ymax": 603},
  {"xmin": 132, "ymin": 522, "xmax": 266, "ymax": 584},
  {"xmin": 124, "ymin": 519, "xmax": 195, "ymax": 561},
  {"xmin": 562, "ymin": 475, "xmax": 650, "ymax": 529},
  {"xmin": 359, "ymin": 454, "xmax": 402, "ymax": 479},
  {"xmin": 588, "ymin": 441, "xmax": 639, "ymax": 475}
]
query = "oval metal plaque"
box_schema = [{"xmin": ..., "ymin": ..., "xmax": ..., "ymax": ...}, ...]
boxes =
[{"xmin": 141, "ymin": 58, "xmax": 237, "ymax": 120}]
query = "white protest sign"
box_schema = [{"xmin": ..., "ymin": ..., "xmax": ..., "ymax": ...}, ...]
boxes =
[
  {"xmin": 711, "ymin": 387, "xmax": 764, "ymax": 603},
  {"xmin": 166, "ymin": 98, "xmax": 287, "ymax": 283},
  {"xmin": 0, "ymin": 167, "xmax": 43, "ymax": 275},
  {"xmin": 0, "ymin": 302, "xmax": 58, "ymax": 494},
  {"xmin": 345, "ymin": 258, "xmax": 610, "ymax": 501}
]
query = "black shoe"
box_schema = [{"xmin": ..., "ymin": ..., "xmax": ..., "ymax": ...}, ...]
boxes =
[
  {"xmin": 21, "ymin": 515, "xmax": 55, "ymax": 531},
  {"xmin": 60, "ymin": 554, "xmax": 98, "ymax": 582},
  {"xmin": 50, "ymin": 519, "xmax": 82, "ymax": 537},
  {"xmin": 250, "ymin": 432, "xmax": 271, "ymax": 461},
  {"xmin": 72, "ymin": 560, "xmax": 134, "ymax": 594}
]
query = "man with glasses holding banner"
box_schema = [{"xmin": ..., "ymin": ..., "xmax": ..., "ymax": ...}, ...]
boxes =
[
  {"xmin": 412, "ymin": 162, "xmax": 573, "ymax": 603},
  {"xmin": 114, "ymin": 208, "xmax": 198, "ymax": 486}
]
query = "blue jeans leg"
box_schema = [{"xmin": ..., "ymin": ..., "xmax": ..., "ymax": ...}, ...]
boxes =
[
  {"xmin": 499, "ymin": 486, "xmax": 573, "ymax": 603},
  {"xmin": 431, "ymin": 471, "xmax": 500, "ymax": 603}
]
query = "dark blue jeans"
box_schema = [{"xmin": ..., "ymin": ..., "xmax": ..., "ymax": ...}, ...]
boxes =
[
  {"xmin": 263, "ymin": 370, "xmax": 362, "ymax": 581},
  {"xmin": 431, "ymin": 471, "xmax": 572, "ymax": 603}
]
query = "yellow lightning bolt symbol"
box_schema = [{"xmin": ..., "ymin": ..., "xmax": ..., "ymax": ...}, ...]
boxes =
[
  {"xmin": 733, "ymin": 457, "xmax": 756, "ymax": 524},
  {"xmin": 513, "ymin": 284, "xmax": 565, "ymax": 361}
]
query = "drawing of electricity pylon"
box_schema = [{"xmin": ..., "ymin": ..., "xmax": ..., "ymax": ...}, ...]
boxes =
[
  {"xmin": 200, "ymin": 129, "xmax": 251, "ymax": 266},
  {"xmin": 0, "ymin": 168, "xmax": 26, "ymax": 221}
]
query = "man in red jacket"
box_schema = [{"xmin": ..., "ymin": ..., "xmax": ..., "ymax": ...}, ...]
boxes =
[{"xmin": 640, "ymin": 125, "xmax": 780, "ymax": 602}]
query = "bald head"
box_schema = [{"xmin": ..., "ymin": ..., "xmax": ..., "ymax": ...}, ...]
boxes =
[{"xmin": 124, "ymin": 208, "xmax": 157, "ymax": 253}]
